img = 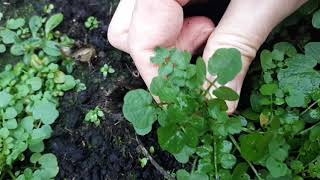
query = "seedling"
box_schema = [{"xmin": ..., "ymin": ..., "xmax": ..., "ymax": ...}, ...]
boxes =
[
  {"xmin": 44, "ymin": 4, "xmax": 55, "ymax": 14},
  {"xmin": 0, "ymin": 12, "xmax": 81, "ymax": 179},
  {"xmin": 139, "ymin": 157, "xmax": 149, "ymax": 168},
  {"xmin": 84, "ymin": 106, "xmax": 105, "ymax": 126},
  {"xmin": 85, "ymin": 16, "xmax": 99, "ymax": 30},
  {"xmin": 100, "ymin": 64, "xmax": 115, "ymax": 78}
]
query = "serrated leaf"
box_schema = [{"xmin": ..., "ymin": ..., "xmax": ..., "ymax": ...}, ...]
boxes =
[
  {"xmin": 123, "ymin": 89, "xmax": 156, "ymax": 135},
  {"xmin": 220, "ymin": 153, "xmax": 236, "ymax": 169},
  {"xmin": 212, "ymin": 86, "xmax": 239, "ymax": 101},
  {"xmin": 208, "ymin": 48, "xmax": 242, "ymax": 85},
  {"xmin": 266, "ymin": 157, "xmax": 289, "ymax": 178},
  {"xmin": 173, "ymin": 146, "xmax": 195, "ymax": 163},
  {"xmin": 261, "ymin": 50, "xmax": 275, "ymax": 71},
  {"xmin": 150, "ymin": 76, "xmax": 179, "ymax": 102},
  {"xmin": 240, "ymin": 133, "xmax": 272, "ymax": 162}
]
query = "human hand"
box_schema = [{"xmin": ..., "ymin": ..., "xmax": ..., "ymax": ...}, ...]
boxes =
[{"xmin": 108, "ymin": 0, "xmax": 307, "ymax": 112}]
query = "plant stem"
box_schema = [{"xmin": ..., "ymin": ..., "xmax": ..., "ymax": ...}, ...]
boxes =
[
  {"xmin": 229, "ymin": 135, "xmax": 262, "ymax": 180},
  {"xmin": 7, "ymin": 170, "xmax": 16, "ymax": 180},
  {"xmin": 300, "ymin": 99, "xmax": 320, "ymax": 116},
  {"xmin": 299, "ymin": 121, "xmax": 320, "ymax": 135},
  {"xmin": 204, "ymin": 78, "xmax": 217, "ymax": 96},
  {"xmin": 213, "ymin": 136, "xmax": 219, "ymax": 180}
]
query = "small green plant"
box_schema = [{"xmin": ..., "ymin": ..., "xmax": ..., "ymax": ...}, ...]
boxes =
[
  {"xmin": 139, "ymin": 157, "xmax": 149, "ymax": 168},
  {"xmin": 123, "ymin": 41, "xmax": 320, "ymax": 179},
  {"xmin": 0, "ymin": 12, "xmax": 83, "ymax": 179},
  {"xmin": 84, "ymin": 106, "xmax": 105, "ymax": 126},
  {"xmin": 85, "ymin": 16, "xmax": 99, "ymax": 31},
  {"xmin": 100, "ymin": 64, "xmax": 115, "ymax": 78},
  {"xmin": 44, "ymin": 4, "xmax": 55, "ymax": 14}
]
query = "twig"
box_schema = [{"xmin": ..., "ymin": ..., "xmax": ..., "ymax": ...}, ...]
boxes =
[
  {"xmin": 136, "ymin": 136, "xmax": 175, "ymax": 180},
  {"xmin": 299, "ymin": 120, "xmax": 320, "ymax": 135},
  {"xmin": 300, "ymin": 99, "xmax": 320, "ymax": 116},
  {"xmin": 229, "ymin": 135, "xmax": 262, "ymax": 180}
]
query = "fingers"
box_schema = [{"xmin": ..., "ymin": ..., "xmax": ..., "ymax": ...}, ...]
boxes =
[
  {"xmin": 175, "ymin": 16, "xmax": 214, "ymax": 54},
  {"xmin": 203, "ymin": 0, "xmax": 308, "ymax": 113},
  {"xmin": 108, "ymin": 0, "xmax": 136, "ymax": 53}
]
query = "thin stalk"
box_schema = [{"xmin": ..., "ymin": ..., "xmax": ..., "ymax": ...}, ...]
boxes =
[
  {"xmin": 7, "ymin": 170, "xmax": 16, "ymax": 180},
  {"xmin": 299, "ymin": 120, "xmax": 320, "ymax": 135},
  {"xmin": 229, "ymin": 135, "xmax": 262, "ymax": 180},
  {"xmin": 213, "ymin": 136, "xmax": 219, "ymax": 180},
  {"xmin": 204, "ymin": 78, "xmax": 217, "ymax": 96},
  {"xmin": 191, "ymin": 157, "xmax": 198, "ymax": 173},
  {"xmin": 300, "ymin": 99, "xmax": 320, "ymax": 116}
]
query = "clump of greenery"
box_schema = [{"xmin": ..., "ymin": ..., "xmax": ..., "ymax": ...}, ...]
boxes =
[
  {"xmin": 0, "ymin": 13, "xmax": 82, "ymax": 179},
  {"xmin": 84, "ymin": 106, "xmax": 105, "ymax": 126},
  {"xmin": 100, "ymin": 64, "xmax": 115, "ymax": 78},
  {"xmin": 84, "ymin": 16, "xmax": 99, "ymax": 31},
  {"xmin": 123, "ymin": 38, "xmax": 320, "ymax": 180}
]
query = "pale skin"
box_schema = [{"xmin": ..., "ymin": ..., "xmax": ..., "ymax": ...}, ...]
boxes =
[{"xmin": 108, "ymin": 0, "xmax": 307, "ymax": 113}]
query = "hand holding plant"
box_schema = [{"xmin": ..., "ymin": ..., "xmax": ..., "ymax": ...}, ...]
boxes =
[{"xmin": 108, "ymin": 0, "xmax": 307, "ymax": 112}]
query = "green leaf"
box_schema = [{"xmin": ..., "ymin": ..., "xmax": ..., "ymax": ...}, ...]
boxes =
[
  {"xmin": 21, "ymin": 116, "xmax": 34, "ymax": 133},
  {"xmin": 240, "ymin": 133, "xmax": 272, "ymax": 162},
  {"xmin": 150, "ymin": 76, "xmax": 179, "ymax": 102},
  {"xmin": 260, "ymin": 83, "xmax": 278, "ymax": 96},
  {"xmin": 45, "ymin": 13, "xmax": 64, "ymax": 35},
  {"xmin": 212, "ymin": 86, "xmax": 239, "ymax": 101},
  {"xmin": 157, "ymin": 124, "xmax": 186, "ymax": 154},
  {"xmin": 37, "ymin": 153, "xmax": 59, "ymax": 178},
  {"xmin": 29, "ymin": 16, "xmax": 43, "ymax": 37},
  {"xmin": 6, "ymin": 18, "xmax": 25, "ymax": 29},
  {"xmin": 32, "ymin": 100, "xmax": 59, "ymax": 125},
  {"xmin": 266, "ymin": 157, "xmax": 289, "ymax": 178},
  {"xmin": 43, "ymin": 41, "xmax": 61, "ymax": 56},
  {"xmin": 232, "ymin": 163, "xmax": 250, "ymax": 180},
  {"xmin": 150, "ymin": 47, "xmax": 170, "ymax": 64},
  {"xmin": 123, "ymin": 89, "xmax": 156, "ymax": 135},
  {"xmin": 225, "ymin": 117, "xmax": 243, "ymax": 135},
  {"xmin": 173, "ymin": 146, "xmax": 195, "ymax": 163},
  {"xmin": 278, "ymin": 55, "xmax": 320, "ymax": 104},
  {"xmin": 170, "ymin": 49, "xmax": 191, "ymax": 70},
  {"xmin": 10, "ymin": 43, "xmax": 24, "ymax": 56},
  {"xmin": 5, "ymin": 118, "xmax": 18, "ymax": 129},
  {"xmin": 208, "ymin": 48, "xmax": 242, "ymax": 85},
  {"xmin": 312, "ymin": 9, "xmax": 320, "ymax": 28},
  {"xmin": 4, "ymin": 107, "xmax": 17, "ymax": 119},
  {"xmin": 305, "ymin": 42, "xmax": 320, "ymax": 63},
  {"xmin": 219, "ymin": 140, "xmax": 233, "ymax": 153},
  {"xmin": 187, "ymin": 57, "xmax": 206, "ymax": 88},
  {"xmin": 220, "ymin": 153, "xmax": 236, "ymax": 169},
  {"xmin": 61, "ymin": 75, "xmax": 76, "ymax": 91},
  {"xmin": 261, "ymin": 50, "xmax": 275, "ymax": 71},
  {"xmin": 273, "ymin": 42, "xmax": 297, "ymax": 57},
  {"xmin": 176, "ymin": 169, "xmax": 209, "ymax": 180},
  {"xmin": 0, "ymin": 29, "xmax": 16, "ymax": 44},
  {"xmin": 0, "ymin": 44, "xmax": 6, "ymax": 53},
  {"xmin": 27, "ymin": 77, "xmax": 42, "ymax": 91},
  {"xmin": 0, "ymin": 91, "xmax": 12, "ymax": 108}
]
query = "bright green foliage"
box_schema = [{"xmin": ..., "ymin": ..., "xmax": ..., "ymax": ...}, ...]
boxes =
[
  {"xmin": 0, "ymin": 12, "xmax": 81, "ymax": 179},
  {"xmin": 123, "ymin": 48, "xmax": 244, "ymax": 179},
  {"xmin": 85, "ymin": 16, "xmax": 99, "ymax": 31},
  {"xmin": 84, "ymin": 106, "xmax": 105, "ymax": 126},
  {"xmin": 100, "ymin": 64, "xmax": 115, "ymax": 78},
  {"xmin": 208, "ymin": 48, "xmax": 242, "ymax": 85}
]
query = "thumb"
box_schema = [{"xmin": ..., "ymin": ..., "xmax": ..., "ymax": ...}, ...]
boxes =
[{"xmin": 203, "ymin": 0, "xmax": 307, "ymax": 113}]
